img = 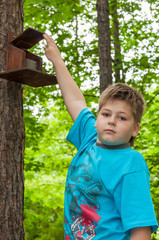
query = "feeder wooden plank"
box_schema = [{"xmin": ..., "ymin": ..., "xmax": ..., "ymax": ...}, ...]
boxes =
[
  {"xmin": 7, "ymin": 44, "xmax": 26, "ymax": 71},
  {"xmin": 11, "ymin": 28, "xmax": 44, "ymax": 50},
  {"xmin": 0, "ymin": 68, "xmax": 57, "ymax": 87}
]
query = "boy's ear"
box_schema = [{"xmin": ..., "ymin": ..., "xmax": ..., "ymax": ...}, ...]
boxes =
[{"xmin": 132, "ymin": 123, "xmax": 140, "ymax": 137}]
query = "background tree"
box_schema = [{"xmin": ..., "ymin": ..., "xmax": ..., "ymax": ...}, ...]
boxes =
[
  {"xmin": 97, "ymin": 0, "xmax": 112, "ymax": 93},
  {"xmin": 110, "ymin": 0, "xmax": 124, "ymax": 83},
  {"xmin": 0, "ymin": 0, "xmax": 25, "ymax": 239}
]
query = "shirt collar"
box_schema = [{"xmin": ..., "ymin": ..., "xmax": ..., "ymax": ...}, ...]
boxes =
[{"xmin": 96, "ymin": 142, "xmax": 130, "ymax": 149}]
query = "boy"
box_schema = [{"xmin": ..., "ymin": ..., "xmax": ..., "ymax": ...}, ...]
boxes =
[{"xmin": 43, "ymin": 34, "xmax": 158, "ymax": 240}]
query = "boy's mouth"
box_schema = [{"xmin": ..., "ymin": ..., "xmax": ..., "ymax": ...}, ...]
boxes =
[{"xmin": 105, "ymin": 129, "xmax": 116, "ymax": 134}]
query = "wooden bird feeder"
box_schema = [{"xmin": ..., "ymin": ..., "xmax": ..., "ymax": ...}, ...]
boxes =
[{"xmin": 0, "ymin": 27, "xmax": 57, "ymax": 87}]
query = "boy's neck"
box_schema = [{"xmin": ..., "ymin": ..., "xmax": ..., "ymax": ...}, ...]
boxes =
[{"xmin": 96, "ymin": 142, "xmax": 130, "ymax": 150}]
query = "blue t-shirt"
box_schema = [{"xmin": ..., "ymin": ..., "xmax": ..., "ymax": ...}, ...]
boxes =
[{"xmin": 64, "ymin": 108, "xmax": 158, "ymax": 240}]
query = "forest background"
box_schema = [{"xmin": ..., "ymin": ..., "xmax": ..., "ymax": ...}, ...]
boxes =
[{"xmin": 23, "ymin": 0, "xmax": 159, "ymax": 239}]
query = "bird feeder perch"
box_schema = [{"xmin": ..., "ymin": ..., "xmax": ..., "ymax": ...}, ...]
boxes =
[{"xmin": 0, "ymin": 27, "xmax": 57, "ymax": 87}]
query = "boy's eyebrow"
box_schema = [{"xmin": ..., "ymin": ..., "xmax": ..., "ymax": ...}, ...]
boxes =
[
  {"xmin": 118, "ymin": 111, "xmax": 128, "ymax": 115},
  {"xmin": 101, "ymin": 108, "xmax": 111, "ymax": 111}
]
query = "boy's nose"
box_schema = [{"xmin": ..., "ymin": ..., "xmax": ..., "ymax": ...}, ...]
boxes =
[{"xmin": 108, "ymin": 116, "xmax": 116, "ymax": 126}]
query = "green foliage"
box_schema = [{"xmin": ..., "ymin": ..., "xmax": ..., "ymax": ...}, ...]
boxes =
[
  {"xmin": 23, "ymin": 0, "xmax": 159, "ymax": 239},
  {"xmin": 24, "ymin": 171, "xmax": 65, "ymax": 239},
  {"xmin": 24, "ymin": 106, "xmax": 76, "ymax": 239}
]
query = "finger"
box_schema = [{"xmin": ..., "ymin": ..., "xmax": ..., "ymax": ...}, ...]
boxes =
[
  {"xmin": 43, "ymin": 34, "xmax": 55, "ymax": 45},
  {"xmin": 43, "ymin": 34, "xmax": 51, "ymax": 46}
]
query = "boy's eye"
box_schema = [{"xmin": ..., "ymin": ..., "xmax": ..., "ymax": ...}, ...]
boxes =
[
  {"xmin": 119, "ymin": 116, "xmax": 126, "ymax": 121},
  {"xmin": 103, "ymin": 113, "xmax": 110, "ymax": 117}
]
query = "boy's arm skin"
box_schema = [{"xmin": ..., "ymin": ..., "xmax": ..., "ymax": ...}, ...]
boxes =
[
  {"xmin": 43, "ymin": 34, "xmax": 87, "ymax": 122},
  {"xmin": 130, "ymin": 227, "xmax": 151, "ymax": 240}
]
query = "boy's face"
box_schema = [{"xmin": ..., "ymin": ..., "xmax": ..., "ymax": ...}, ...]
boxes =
[{"xmin": 95, "ymin": 100, "xmax": 140, "ymax": 146}]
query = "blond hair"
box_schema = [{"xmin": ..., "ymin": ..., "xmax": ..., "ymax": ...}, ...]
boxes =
[{"xmin": 98, "ymin": 83, "xmax": 146, "ymax": 146}]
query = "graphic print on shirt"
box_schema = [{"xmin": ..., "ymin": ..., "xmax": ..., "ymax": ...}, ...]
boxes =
[{"xmin": 65, "ymin": 162, "xmax": 102, "ymax": 239}]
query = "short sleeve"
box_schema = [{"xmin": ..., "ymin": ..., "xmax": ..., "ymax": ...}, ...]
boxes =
[
  {"xmin": 116, "ymin": 171, "xmax": 158, "ymax": 233},
  {"xmin": 66, "ymin": 108, "xmax": 97, "ymax": 150}
]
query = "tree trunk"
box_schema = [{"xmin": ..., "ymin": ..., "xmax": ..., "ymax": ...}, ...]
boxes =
[
  {"xmin": 96, "ymin": 0, "xmax": 112, "ymax": 94},
  {"xmin": 0, "ymin": 0, "xmax": 25, "ymax": 239},
  {"xmin": 110, "ymin": 0, "xmax": 124, "ymax": 83}
]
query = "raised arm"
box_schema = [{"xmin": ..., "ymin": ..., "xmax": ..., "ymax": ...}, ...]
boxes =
[{"xmin": 43, "ymin": 34, "xmax": 87, "ymax": 122}]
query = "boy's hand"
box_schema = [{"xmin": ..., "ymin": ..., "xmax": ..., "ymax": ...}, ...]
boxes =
[{"xmin": 43, "ymin": 34, "xmax": 62, "ymax": 66}]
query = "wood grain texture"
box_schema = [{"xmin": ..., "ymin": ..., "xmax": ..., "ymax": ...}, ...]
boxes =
[
  {"xmin": 0, "ymin": 0, "xmax": 25, "ymax": 239},
  {"xmin": 96, "ymin": 0, "xmax": 112, "ymax": 93}
]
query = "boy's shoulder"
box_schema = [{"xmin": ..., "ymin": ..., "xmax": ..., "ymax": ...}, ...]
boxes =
[
  {"xmin": 97, "ymin": 146, "xmax": 149, "ymax": 176},
  {"xmin": 128, "ymin": 148, "xmax": 145, "ymax": 161},
  {"xmin": 122, "ymin": 148, "xmax": 149, "ymax": 174},
  {"xmin": 127, "ymin": 147, "xmax": 144, "ymax": 158}
]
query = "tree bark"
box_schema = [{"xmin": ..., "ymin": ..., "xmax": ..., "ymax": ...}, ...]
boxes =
[
  {"xmin": 110, "ymin": 0, "xmax": 124, "ymax": 83},
  {"xmin": 0, "ymin": 0, "xmax": 25, "ymax": 239},
  {"xmin": 96, "ymin": 0, "xmax": 112, "ymax": 94}
]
